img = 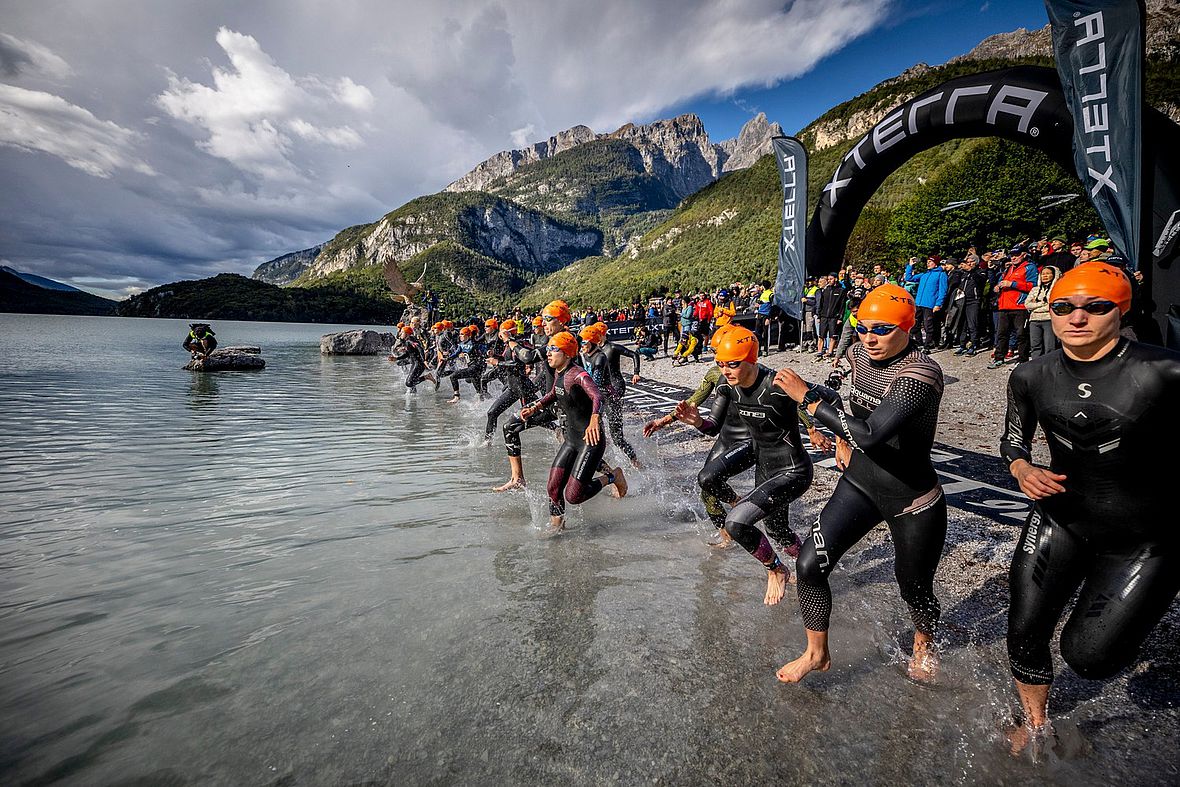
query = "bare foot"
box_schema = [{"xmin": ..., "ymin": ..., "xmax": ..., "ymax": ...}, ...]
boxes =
[
  {"xmin": 907, "ymin": 642, "xmax": 940, "ymax": 684},
  {"xmin": 610, "ymin": 467, "xmax": 628, "ymax": 498},
  {"xmin": 776, "ymin": 649, "xmax": 832, "ymax": 683},
  {"xmin": 1006, "ymin": 721, "xmax": 1054, "ymax": 759},
  {"xmin": 705, "ymin": 530, "xmax": 736, "ymax": 549},
  {"xmin": 492, "ymin": 478, "xmax": 525, "ymax": 492},
  {"xmin": 447, "ymin": 395, "xmax": 460, "ymax": 404},
  {"xmin": 764, "ymin": 565, "xmax": 789, "ymax": 605},
  {"xmin": 629, "ymin": 456, "xmax": 643, "ymax": 470},
  {"xmin": 542, "ymin": 516, "xmax": 565, "ymax": 538}
]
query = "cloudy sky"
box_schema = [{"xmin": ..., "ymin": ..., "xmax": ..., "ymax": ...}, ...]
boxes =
[{"xmin": 0, "ymin": 0, "xmax": 1045, "ymax": 299}]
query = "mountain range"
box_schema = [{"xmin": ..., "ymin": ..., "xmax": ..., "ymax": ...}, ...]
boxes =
[{"xmin": 0, "ymin": 267, "xmax": 117, "ymax": 315}]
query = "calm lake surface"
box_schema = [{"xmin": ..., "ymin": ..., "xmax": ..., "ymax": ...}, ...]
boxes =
[{"xmin": 1, "ymin": 314, "xmax": 1175, "ymax": 785}]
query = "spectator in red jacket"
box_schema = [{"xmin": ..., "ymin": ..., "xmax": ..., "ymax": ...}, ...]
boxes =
[{"xmin": 987, "ymin": 247, "xmax": 1038, "ymax": 369}]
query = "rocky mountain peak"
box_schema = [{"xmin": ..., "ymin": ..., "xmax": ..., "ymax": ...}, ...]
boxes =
[{"xmin": 718, "ymin": 112, "xmax": 786, "ymax": 172}]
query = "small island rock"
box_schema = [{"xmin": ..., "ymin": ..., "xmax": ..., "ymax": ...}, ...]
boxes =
[
  {"xmin": 185, "ymin": 348, "xmax": 266, "ymax": 371},
  {"xmin": 320, "ymin": 330, "xmax": 396, "ymax": 355}
]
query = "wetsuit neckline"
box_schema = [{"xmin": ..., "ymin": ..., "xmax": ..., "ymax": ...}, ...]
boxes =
[
  {"xmin": 737, "ymin": 365, "xmax": 769, "ymax": 395},
  {"xmin": 1059, "ymin": 337, "xmax": 1130, "ymax": 381},
  {"xmin": 866, "ymin": 341, "xmax": 914, "ymax": 370}
]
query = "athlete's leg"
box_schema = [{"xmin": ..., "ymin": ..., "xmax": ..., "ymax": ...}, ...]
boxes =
[
  {"xmin": 781, "ymin": 480, "xmax": 882, "ymax": 683},
  {"xmin": 603, "ymin": 396, "xmax": 639, "ymax": 466},
  {"xmin": 485, "ymin": 389, "xmax": 517, "ymax": 439},
  {"xmin": 545, "ymin": 443, "xmax": 579, "ymax": 533},
  {"xmin": 698, "ymin": 441, "xmax": 756, "ymax": 545},
  {"xmin": 1006, "ymin": 507, "xmax": 1089, "ymax": 732},
  {"xmin": 724, "ymin": 462, "xmax": 813, "ymax": 606},
  {"xmin": 883, "ymin": 488, "xmax": 948, "ymax": 682},
  {"xmin": 563, "ymin": 439, "xmax": 610, "ymax": 506},
  {"xmin": 1059, "ymin": 543, "xmax": 1180, "ymax": 680}
]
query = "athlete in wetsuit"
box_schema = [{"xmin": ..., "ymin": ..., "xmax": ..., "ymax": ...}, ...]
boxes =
[
  {"xmin": 447, "ymin": 326, "xmax": 487, "ymax": 402},
  {"xmin": 494, "ymin": 301, "xmax": 575, "ymax": 492},
  {"xmin": 580, "ymin": 323, "xmax": 640, "ymax": 467},
  {"xmin": 773, "ymin": 283, "xmax": 946, "ymax": 685},
  {"xmin": 520, "ymin": 331, "xmax": 626, "ymax": 536},
  {"xmin": 483, "ymin": 320, "xmax": 543, "ymax": 443},
  {"xmin": 675, "ymin": 326, "xmax": 815, "ymax": 605},
  {"xmin": 391, "ymin": 325, "xmax": 435, "ymax": 391},
  {"xmin": 998, "ymin": 262, "xmax": 1180, "ymax": 752}
]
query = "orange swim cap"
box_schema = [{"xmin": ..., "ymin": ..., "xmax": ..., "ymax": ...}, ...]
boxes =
[
  {"xmin": 531, "ymin": 315, "xmax": 544, "ymax": 327},
  {"xmin": 1049, "ymin": 262, "xmax": 1132, "ymax": 314},
  {"xmin": 713, "ymin": 326, "xmax": 759, "ymax": 364},
  {"xmin": 500, "ymin": 319, "xmax": 518, "ymax": 333},
  {"xmin": 442, "ymin": 320, "xmax": 454, "ymax": 329},
  {"xmin": 546, "ymin": 331, "xmax": 578, "ymax": 358},
  {"xmin": 401, "ymin": 325, "xmax": 413, "ymax": 336},
  {"xmin": 485, "ymin": 318, "xmax": 499, "ymax": 329},
  {"xmin": 460, "ymin": 325, "xmax": 476, "ymax": 338},
  {"xmin": 543, "ymin": 300, "xmax": 572, "ymax": 324},
  {"xmin": 856, "ymin": 283, "xmax": 916, "ymax": 331},
  {"xmin": 431, "ymin": 322, "xmax": 442, "ymax": 332},
  {"xmin": 578, "ymin": 324, "xmax": 604, "ymax": 343},
  {"xmin": 709, "ymin": 323, "xmax": 736, "ymax": 350}
]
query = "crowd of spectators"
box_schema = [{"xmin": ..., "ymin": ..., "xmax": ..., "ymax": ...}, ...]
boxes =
[{"xmin": 419, "ymin": 232, "xmax": 1146, "ymax": 372}]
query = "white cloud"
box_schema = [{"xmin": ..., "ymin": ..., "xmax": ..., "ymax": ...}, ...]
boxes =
[
  {"xmin": 0, "ymin": 32, "xmax": 72, "ymax": 80},
  {"xmin": 0, "ymin": 83, "xmax": 154, "ymax": 177},
  {"xmin": 156, "ymin": 27, "xmax": 374, "ymax": 180}
]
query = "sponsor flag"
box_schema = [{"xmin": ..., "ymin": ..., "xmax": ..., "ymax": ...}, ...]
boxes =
[
  {"xmin": 772, "ymin": 136, "xmax": 807, "ymax": 320},
  {"xmin": 1046, "ymin": 0, "xmax": 1145, "ymax": 268}
]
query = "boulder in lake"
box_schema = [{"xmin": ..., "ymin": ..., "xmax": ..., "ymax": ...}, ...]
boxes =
[
  {"xmin": 184, "ymin": 348, "xmax": 266, "ymax": 371},
  {"xmin": 320, "ymin": 330, "xmax": 395, "ymax": 355}
]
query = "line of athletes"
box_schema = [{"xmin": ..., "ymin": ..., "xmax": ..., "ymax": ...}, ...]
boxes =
[{"xmin": 389, "ymin": 264, "xmax": 1179, "ymax": 755}]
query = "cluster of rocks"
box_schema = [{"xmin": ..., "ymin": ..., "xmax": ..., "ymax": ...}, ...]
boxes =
[{"xmin": 320, "ymin": 330, "xmax": 396, "ymax": 355}]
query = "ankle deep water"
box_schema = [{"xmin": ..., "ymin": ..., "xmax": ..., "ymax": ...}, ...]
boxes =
[{"xmin": 1, "ymin": 314, "xmax": 1176, "ymax": 785}]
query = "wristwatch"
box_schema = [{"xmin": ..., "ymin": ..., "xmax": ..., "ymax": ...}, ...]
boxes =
[{"xmin": 801, "ymin": 385, "xmax": 825, "ymax": 408}]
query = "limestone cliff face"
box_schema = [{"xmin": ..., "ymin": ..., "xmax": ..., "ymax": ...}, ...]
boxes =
[
  {"xmin": 444, "ymin": 126, "xmax": 597, "ymax": 193},
  {"xmin": 605, "ymin": 114, "xmax": 722, "ymax": 200},
  {"xmin": 304, "ymin": 195, "xmax": 602, "ymax": 281},
  {"xmin": 718, "ymin": 112, "xmax": 785, "ymax": 172},
  {"xmin": 251, "ymin": 244, "xmax": 324, "ymax": 286}
]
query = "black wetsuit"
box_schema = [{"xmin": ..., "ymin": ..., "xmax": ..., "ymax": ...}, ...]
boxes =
[
  {"xmin": 582, "ymin": 346, "xmax": 639, "ymax": 464},
  {"xmin": 502, "ymin": 340, "xmax": 559, "ymax": 455},
  {"xmin": 697, "ymin": 365, "xmax": 813, "ymax": 568},
  {"xmin": 396, "ymin": 336, "xmax": 430, "ymax": 390},
  {"xmin": 799, "ymin": 342, "xmax": 947, "ymax": 635},
  {"xmin": 1000, "ymin": 339, "xmax": 1180, "ymax": 684},
  {"xmin": 687, "ymin": 365, "xmax": 753, "ymax": 528},
  {"xmin": 435, "ymin": 331, "xmax": 457, "ymax": 377},
  {"xmin": 448, "ymin": 339, "xmax": 486, "ymax": 396},
  {"xmin": 485, "ymin": 341, "xmax": 542, "ymax": 440},
  {"xmin": 533, "ymin": 364, "xmax": 607, "ymax": 516}
]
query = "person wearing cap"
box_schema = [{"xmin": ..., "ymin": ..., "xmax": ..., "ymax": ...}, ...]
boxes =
[
  {"xmin": 772, "ymin": 283, "xmax": 947, "ymax": 685},
  {"xmin": 903, "ymin": 255, "xmax": 949, "ymax": 351},
  {"xmin": 482, "ymin": 319, "xmax": 542, "ymax": 444},
  {"xmin": 390, "ymin": 324, "xmax": 436, "ymax": 391},
  {"xmin": 661, "ymin": 291, "xmax": 683, "ymax": 356},
  {"xmin": 494, "ymin": 301, "xmax": 575, "ymax": 492},
  {"xmin": 520, "ymin": 331, "xmax": 626, "ymax": 536},
  {"xmin": 445, "ymin": 325, "xmax": 488, "ymax": 403},
  {"xmin": 579, "ymin": 323, "xmax": 640, "ymax": 468},
  {"xmin": 987, "ymin": 248, "xmax": 1037, "ymax": 369},
  {"xmin": 1040, "ymin": 236, "xmax": 1075, "ymax": 272},
  {"xmin": 999, "ymin": 262, "xmax": 1180, "ymax": 754},
  {"xmin": 1078, "ymin": 237, "xmax": 1112, "ymax": 265},
  {"xmin": 673, "ymin": 326, "xmax": 819, "ymax": 608}
]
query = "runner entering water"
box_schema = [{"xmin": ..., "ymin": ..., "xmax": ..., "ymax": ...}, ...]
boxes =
[
  {"xmin": 520, "ymin": 331, "xmax": 626, "ymax": 536},
  {"xmin": 773, "ymin": 283, "xmax": 947, "ymax": 685},
  {"xmin": 999, "ymin": 263, "xmax": 1180, "ymax": 753},
  {"xmin": 673, "ymin": 326, "xmax": 815, "ymax": 605},
  {"xmin": 580, "ymin": 323, "xmax": 640, "ymax": 468}
]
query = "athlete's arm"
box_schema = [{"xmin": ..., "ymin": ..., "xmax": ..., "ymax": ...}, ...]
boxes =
[
  {"xmin": 694, "ymin": 386, "xmax": 732, "ymax": 436},
  {"xmin": 812, "ymin": 372, "xmax": 938, "ymax": 452},
  {"xmin": 615, "ymin": 343, "xmax": 641, "ymax": 379},
  {"xmin": 1000, "ymin": 368, "xmax": 1067, "ymax": 499}
]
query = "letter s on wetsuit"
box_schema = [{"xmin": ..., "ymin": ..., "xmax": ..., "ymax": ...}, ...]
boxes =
[
  {"xmin": 798, "ymin": 342, "xmax": 947, "ymax": 636},
  {"xmin": 533, "ymin": 365, "xmax": 608, "ymax": 515},
  {"xmin": 1000, "ymin": 338, "xmax": 1180, "ymax": 684},
  {"xmin": 698, "ymin": 365, "xmax": 813, "ymax": 568}
]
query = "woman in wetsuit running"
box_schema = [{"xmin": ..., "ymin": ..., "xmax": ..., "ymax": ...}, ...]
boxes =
[
  {"xmin": 999, "ymin": 262, "xmax": 1180, "ymax": 753},
  {"xmin": 773, "ymin": 283, "xmax": 947, "ymax": 685},
  {"xmin": 520, "ymin": 331, "xmax": 626, "ymax": 536},
  {"xmin": 579, "ymin": 323, "xmax": 640, "ymax": 467},
  {"xmin": 674, "ymin": 326, "xmax": 816, "ymax": 606}
]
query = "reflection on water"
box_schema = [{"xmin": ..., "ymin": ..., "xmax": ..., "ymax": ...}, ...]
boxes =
[{"xmin": 0, "ymin": 314, "xmax": 1176, "ymax": 785}]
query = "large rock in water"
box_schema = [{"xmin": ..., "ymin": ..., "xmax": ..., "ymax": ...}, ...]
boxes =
[
  {"xmin": 320, "ymin": 330, "xmax": 395, "ymax": 355},
  {"xmin": 184, "ymin": 347, "xmax": 266, "ymax": 371}
]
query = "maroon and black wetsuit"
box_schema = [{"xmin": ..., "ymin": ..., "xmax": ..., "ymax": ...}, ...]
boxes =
[{"xmin": 533, "ymin": 364, "xmax": 607, "ymax": 516}]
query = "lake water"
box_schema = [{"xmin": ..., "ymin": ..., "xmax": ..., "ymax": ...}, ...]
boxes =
[{"xmin": 1, "ymin": 314, "xmax": 1176, "ymax": 785}]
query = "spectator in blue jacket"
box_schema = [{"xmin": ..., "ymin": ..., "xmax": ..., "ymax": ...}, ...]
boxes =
[{"xmin": 904, "ymin": 254, "xmax": 949, "ymax": 349}]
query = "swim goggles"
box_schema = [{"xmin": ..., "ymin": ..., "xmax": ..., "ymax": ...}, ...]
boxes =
[
  {"xmin": 854, "ymin": 323, "xmax": 899, "ymax": 336},
  {"xmin": 1048, "ymin": 300, "xmax": 1118, "ymax": 316}
]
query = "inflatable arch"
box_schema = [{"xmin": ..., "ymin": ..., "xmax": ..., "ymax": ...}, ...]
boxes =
[{"xmin": 803, "ymin": 65, "xmax": 1180, "ymax": 342}]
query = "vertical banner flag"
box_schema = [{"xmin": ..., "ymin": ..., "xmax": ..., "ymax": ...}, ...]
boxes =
[
  {"xmin": 772, "ymin": 136, "xmax": 807, "ymax": 319},
  {"xmin": 1046, "ymin": 0, "xmax": 1145, "ymax": 268}
]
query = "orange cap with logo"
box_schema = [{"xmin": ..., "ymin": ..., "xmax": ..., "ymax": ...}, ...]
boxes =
[
  {"xmin": 713, "ymin": 326, "xmax": 759, "ymax": 364},
  {"xmin": 500, "ymin": 319, "xmax": 518, "ymax": 332},
  {"xmin": 543, "ymin": 300, "xmax": 572, "ymax": 324},
  {"xmin": 1049, "ymin": 262, "xmax": 1132, "ymax": 314},
  {"xmin": 532, "ymin": 315, "xmax": 544, "ymax": 327},
  {"xmin": 485, "ymin": 318, "xmax": 499, "ymax": 329},
  {"xmin": 547, "ymin": 331, "xmax": 578, "ymax": 358},
  {"xmin": 856, "ymin": 283, "xmax": 916, "ymax": 331},
  {"xmin": 579, "ymin": 323, "xmax": 607, "ymax": 343},
  {"xmin": 709, "ymin": 323, "xmax": 736, "ymax": 350}
]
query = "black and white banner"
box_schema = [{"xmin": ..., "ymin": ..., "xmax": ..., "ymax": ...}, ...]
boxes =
[
  {"xmin": 772, "ymin": 136, "xmax": 808, "ymax": 320},
  {"xmin": 1046, "ymin": 0, "xmax": 1145, "ymax": 268}
]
